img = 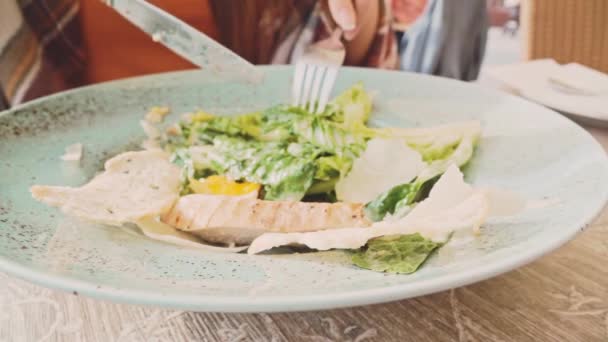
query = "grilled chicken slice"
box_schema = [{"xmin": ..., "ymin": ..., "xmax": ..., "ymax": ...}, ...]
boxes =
[{"xmin": 161, "ymin": 194, "xmax": 371, "ymax": 245}]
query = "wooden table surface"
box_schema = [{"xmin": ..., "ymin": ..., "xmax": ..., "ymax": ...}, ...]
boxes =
[{"xmin": 2, "ymin": 126, "xmax": 607, "ymax": 342}]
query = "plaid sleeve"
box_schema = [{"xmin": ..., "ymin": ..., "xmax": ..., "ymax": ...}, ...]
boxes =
[{"xmin": 0, "ymin": 0, "xmax": 85, "ymax": 109}]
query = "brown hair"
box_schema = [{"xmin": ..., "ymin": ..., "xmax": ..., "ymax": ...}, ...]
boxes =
[{"xmin": 209, "ymin": 0, "xmax": 316, "ymax": 64}]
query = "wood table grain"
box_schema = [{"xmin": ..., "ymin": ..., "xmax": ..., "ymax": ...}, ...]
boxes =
[{"xmin": 2, "ymin": 126, "xmax": 607, "ymax": 342}]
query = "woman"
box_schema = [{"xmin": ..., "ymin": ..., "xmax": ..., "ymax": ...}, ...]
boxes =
[{"xmin": 0, "ymin": 0, "xmax": 487, "ymax": 110}]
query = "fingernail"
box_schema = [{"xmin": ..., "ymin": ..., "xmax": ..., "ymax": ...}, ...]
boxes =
[{"xmin": 336, "ymin": 8, "xmax": 356, "ymax": 31}]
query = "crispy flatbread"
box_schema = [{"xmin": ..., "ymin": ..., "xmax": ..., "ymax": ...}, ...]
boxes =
[{"xmin": 31, "ymin": 150, "xmax": 181, "ymax": 226}]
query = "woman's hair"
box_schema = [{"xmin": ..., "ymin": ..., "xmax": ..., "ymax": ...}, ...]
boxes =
[{"xmin": 209, "ymin": 0, "xmax": 316, "ymax": 64}]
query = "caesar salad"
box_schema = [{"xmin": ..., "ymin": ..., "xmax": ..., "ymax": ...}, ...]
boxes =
[{"xmin": 31, "ymin": 82, "xmax": 523, "ymax": 274}]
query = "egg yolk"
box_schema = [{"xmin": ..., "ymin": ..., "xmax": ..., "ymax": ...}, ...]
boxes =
[{"xmin": 189, "ymin": 175, "xmax": 260, "ymax": 196}]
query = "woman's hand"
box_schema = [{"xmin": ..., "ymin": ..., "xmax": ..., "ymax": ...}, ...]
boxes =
[
  {"xmin": 327, "ymin": 0, "xmax": 379, "ymax": 65},
  {"xmin": 328, "ymin": 0, "xmax": 357, "ymax": 37}
]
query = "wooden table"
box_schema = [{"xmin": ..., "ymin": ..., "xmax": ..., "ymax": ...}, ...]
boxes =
[{"xmin": 2, "ymin": 126, "xmax": 607, "ymax": 342}]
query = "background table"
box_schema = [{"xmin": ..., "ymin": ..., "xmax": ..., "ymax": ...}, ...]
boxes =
[{"xmin": 2, "ymin": 126, "xmax": 607, "ymax": 342}]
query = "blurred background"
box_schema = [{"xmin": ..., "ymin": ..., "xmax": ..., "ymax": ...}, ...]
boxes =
[{"xmin": 0, "ymin": 0, "xmax": 606, "ymax": 109}]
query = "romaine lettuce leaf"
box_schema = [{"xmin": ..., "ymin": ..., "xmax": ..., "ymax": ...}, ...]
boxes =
[
  {"xmin": 255, "ymin": 105, "xmax": 304, "ymax": 141},
  {"xmin": 351, "ymin": 233, "xmax": 442, "ymax": 274},
  {"xmin": 294, "ymin": 116, "xmax": 366, "ymax": 152},
  {"xmin": 363, "ymin": 122, "xmax": 481, "ymax": 222},
  {"xmin": 380, "ymin": 121, "xmax": 481, "ymax": 163},
  {"xmin": 203, "ymin": 112, "xmax": 262, "ymax": 138},
  {"xmin": 314, "ymin": 155, "xmax": 345, "ymax": 181},
  {"xmin": 168, "ymin": 111, "xmax": 259, "ymax": 147},
  {"xmin": 180, "ymin": 136, "xmax": 323, "ymax": 201},
  {"xmin": 325, "ymin": 82, "xmax": 372, "ymax": 128},
  {"xmin": 200, "ymin": 104, "xmax": 368, "ymax": 153},
  {"xmin": 308, "ymin": 145, "xmax": 366, "ymax": 196},
  {"xmin": 416, "ymin": 133, "xmax": 477, "ymax": 183},
  {"xmin": 262, "ymin": 160, "xmax": 317, "ymax": 200},
  {"xmin": 306, "ymin": 179, "xmax": 338, "ymax": 196},
  {"xmin": 363, "ymin": 182, "xmax": 422, "ymax": 222}
]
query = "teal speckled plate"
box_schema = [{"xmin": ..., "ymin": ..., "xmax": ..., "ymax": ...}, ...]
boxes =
[{"xmin": 1, "ymin": 67, "xmax": 607, "ymax": 312}]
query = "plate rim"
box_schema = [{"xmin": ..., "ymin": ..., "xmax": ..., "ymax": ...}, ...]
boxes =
[
  {"xmin": 1, "ymin": 66, "xmax": 607, "ymax": 312},
  {"xmin": 479, "ymin": 74, "xmax": 608, "ymax": 127}
]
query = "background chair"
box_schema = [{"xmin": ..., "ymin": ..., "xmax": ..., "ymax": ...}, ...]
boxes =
[{"xmin": 521, "ymin": 0, "xmax": 608, "ymax": 73}]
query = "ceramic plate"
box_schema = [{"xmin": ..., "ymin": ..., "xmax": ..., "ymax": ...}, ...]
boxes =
[
  {"xmin": 1, "ymin": 67, "xmax": 607, "ymax": 312},
  {"xmin": 483, "ymin": 61, "xmax": 608, "ymax": 128}
]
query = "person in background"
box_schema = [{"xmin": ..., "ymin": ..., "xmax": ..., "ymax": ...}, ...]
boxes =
[
  {"xmin": 0, "ymin": 0, "xmax": 85, "ymax": 109},
  {"xmin": 0, "ymin": 0, "xmax": 487, "ymax": 111}
]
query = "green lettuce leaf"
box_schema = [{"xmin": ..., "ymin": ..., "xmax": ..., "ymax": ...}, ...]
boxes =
[
  {"xmin": 314, "ymin": 154, "xmax": 354, "ymax": 181},
  {"xmin": 179, "ymin": 112, "xmax": 262, "ymax": 146},
  {"xmin": 294, "ymin": 116, "xmax": 366, "ymax": 152},
  {"xmin": 363, "ymin": 182, "xmax": 422, "ymax": 222},
  {"xmin": 182, "ymin": 136, "xmax": 322, "ymax": 201},
  {"xmin": 207, "ymin": 104, "xmax": 368, "ymax": 154},
  {"xmin": 308, "ymin": 145, "xmax": 366, "ymax": 196},
  {"xmin": 169, "ymin": 148, "xmax": 195, "ymax": 195},
  {"xmin": 205, "ymin": 113, "xmax": 262, "ymax": 138},
  {"xmin": 306, "ymin": 179, "xmax": 338, "ymax": 196},
  {"xmin": 363, "ymin": 122, "xmax": 481, "ymax": 222},
  {"xmin": 416, "ymin": 133, "xmax": 477, "ymax": 183},
  {"xmin": 255, "ymin": 105, "xmax": 305, "ymax": 141},
  {"xmin": 351, "ymin": 234, "xmax": 442, "ymax": 274},
  {"xmin": 262, "ymin": 161, "xmax": 317, "ymax": 200},
  {"xmin": 315, "ymin": 157, "xmax": 341, "ymax": 182},
  {"xmin": 380, "ymin": 121, "xmax": 481, "ymax": 163},
  {"xmin": 325, "ymin": 82, "xmax": 372, "ymax": 127}
]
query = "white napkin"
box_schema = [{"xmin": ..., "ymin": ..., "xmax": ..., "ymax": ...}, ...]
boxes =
[{"xmin": 485, "ymin": 59, "xmax": 608, "ymax": 119}]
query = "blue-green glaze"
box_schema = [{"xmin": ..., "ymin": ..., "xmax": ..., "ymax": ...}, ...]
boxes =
[{"xmin": 1, "ymin": 67, "xmax": 607, "ymax": 312}]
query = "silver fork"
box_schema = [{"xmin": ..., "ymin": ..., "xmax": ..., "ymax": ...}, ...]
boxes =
[{"xmin": 292, "ymin": 30, "xmax": 346, "ymax": 114}]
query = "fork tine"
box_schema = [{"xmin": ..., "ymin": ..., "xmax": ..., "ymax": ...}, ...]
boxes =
[
  {"xmin": 300, "ymin": 65, "xmax": 317, "ymax": 109},
  {"xmin": 292, "ymin": 63, "xmax": 306, "ymax": 107},
  {"xmin": 307, "ymin": 66, "xmax": 326, "ymax": 113},
  {"xmin": 315, "ymin": 67, "xmax": 338, "ymax": 114}
]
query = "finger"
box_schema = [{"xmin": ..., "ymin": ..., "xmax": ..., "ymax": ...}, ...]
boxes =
[
  {"xmin": 343, "ymin": 27, "xmax": 359, "ymax": 41},
  {"xmin": 342, "ymin": 0, "xmax": 375, "ymax": 41},
  {"xmin": 328, "ymin": 0, "xmax": 357, "ymax": 31}
]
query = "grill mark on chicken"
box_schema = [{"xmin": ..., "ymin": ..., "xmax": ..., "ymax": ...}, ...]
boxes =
[{"xmin": 161, "ymin": 194, "xmax": 371, "ymax": 245}]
